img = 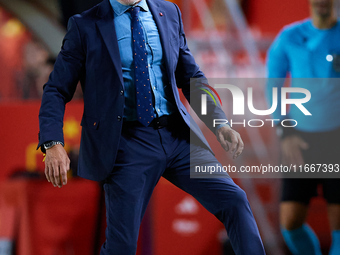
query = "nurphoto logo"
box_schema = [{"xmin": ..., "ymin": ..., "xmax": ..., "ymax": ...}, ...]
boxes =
[{"xmin": 200, "ymin": 84, "xmax": 312, "ymax": 128}]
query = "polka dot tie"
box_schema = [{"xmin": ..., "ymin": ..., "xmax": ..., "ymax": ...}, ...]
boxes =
[{"xmin": 130, "ymin": 7, "xmax": 154, "ymax": 126}]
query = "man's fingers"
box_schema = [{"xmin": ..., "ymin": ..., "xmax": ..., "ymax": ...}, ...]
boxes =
[
  {"xmin": 234, "ymin": 135, "xmax": 244, "ymax": 159},
  {"xmin": 60, "ymin": 163, "xmax": 68, "ymax": 186},
  {"xmin": 284, "ymin": 147, "xmax": 304, "ymax": 166},
  {"xmin": 288, "ymin": 151, "xmax": 297, "ymax": 165},
  {"xmin": 57, "ymin": 165, "xmax": 63, "ymax": 188},
  {"xmin": 217, "ymin": 127, "xmax": 244, "ymax": 158},
  {"xmin": 43, "ymin": 145, "xmax": 71, "ymax": 188},
  {"xmin": 47, "ymin": 160, "xmax": 69, "ymax": 187},
  {"xmin": 45, "ymin": 164, "xmax": 50, "ymax": 182},
  {"xmin": 288, "ymin": 148, "xmax": 297, "ymax": 165},
  {"xmin": 281, "ymin": 136, "xmax": 306, "ymax": 165},
  {"xmin": 229, "ymin": 132, "xmax": 238, "ymax": 153},
  {"xmin": 50, "ymin": 163, "xmax": 56, "ymax": 187},
  {"xmin": 294, "ymin": 148, "xmax": 305, "ymax": 165},
  {"xmin": 282, "ymin": 145, "xmax": 291, "ymax": 164},
  {"xmin": 52, "ymin": 162, "xmax": 61, "ymax": 187},
  {"xmin": 48, "ymin": 163, "xmax": 56, "ymax": 187},
  {"xmin": 299, "ymin": 139, "xmax": 309, "ymax": 150},
  {"xmin": 218, "ymin": 132, "xmax": 229, "ymax": 151}
]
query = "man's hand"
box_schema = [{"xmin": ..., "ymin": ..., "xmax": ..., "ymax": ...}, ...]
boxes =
[
  {"xmin": 281, "ymin": 135, "xmax": 309, "ymax": 166},
  {"xmin": 216, "ymin": 125, "xmax": 244, "ymax": 159},
  {"xmin": 44, "ymin": 144, "xmax": 70, "ymax": 188}
]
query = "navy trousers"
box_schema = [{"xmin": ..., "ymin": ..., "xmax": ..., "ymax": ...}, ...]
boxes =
[{"xmin": 100, "ymin": 117, "xmax": 265, "ymax": 255}]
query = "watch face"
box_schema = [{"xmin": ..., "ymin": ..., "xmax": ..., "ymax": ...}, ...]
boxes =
[{"xmin": 44, "ymin": 141, "xmax": 54, "ymax": 149}]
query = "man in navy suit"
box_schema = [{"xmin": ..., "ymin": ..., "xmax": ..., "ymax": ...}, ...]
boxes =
[{"xmin": 38, "ymin": 0, "xmax": 265, "ymax": 254}]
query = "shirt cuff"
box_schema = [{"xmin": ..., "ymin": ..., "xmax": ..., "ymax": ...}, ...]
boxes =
[{"xmin": 215, "ymin": 123, "xmax": 230, "ymax": 131}]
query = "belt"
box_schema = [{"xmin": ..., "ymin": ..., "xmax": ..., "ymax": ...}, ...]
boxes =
[
  {"xmin": 123, "ymin": 113, "xmax": 180, "ymax": 129},
  {"xmin": 150, "ymin": 114, "xmax": 172, "ymax": 129}
]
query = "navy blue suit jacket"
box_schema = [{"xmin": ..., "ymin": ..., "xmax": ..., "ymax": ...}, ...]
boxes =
[{"xmin": 38, "ymin": 0, "xmax": 227, "ymax": 181}]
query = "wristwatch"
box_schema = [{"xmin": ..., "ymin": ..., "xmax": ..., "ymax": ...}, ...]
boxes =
[{"xmin": 43, "ymin": 141, "xmax": 64, "ymax": 150}]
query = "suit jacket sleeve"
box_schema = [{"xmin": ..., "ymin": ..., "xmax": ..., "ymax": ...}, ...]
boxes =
[
  {"xmin": 173, "ymin": 4, "xmax": 228, "ymax": 134},
  {"xmin": 38, "ymin": 16, "xmax": 85, "ymax": 151}
]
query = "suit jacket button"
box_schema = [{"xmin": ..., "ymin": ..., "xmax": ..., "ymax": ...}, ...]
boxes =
[
  {"xmin": 120, "ymin": 90, "xmax": 124, "ymax": 96},
  {"xmin": 117, "ymin": 116, "xmax": 122, "ymax": 121}
]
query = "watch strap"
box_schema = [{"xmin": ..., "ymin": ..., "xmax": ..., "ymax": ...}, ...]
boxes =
[{"xmin": 43, "ymin": 141, "xmax": 64, "ymax": 150}]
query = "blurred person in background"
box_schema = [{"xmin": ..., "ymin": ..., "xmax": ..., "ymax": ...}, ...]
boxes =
[
  {"xmin": 37, "ymin": 0, "xmax": 265, "ymax": 254},
  {"xmin": 0, "ymin": 8, "xmax": 31, "ymax": 101},
  {"xmin": 266, "ymin": 0, "xmax": 340, "ymax": 254},
  {"xmin": 16, "ymin": 41, "xmax": 49, "ymax": 99}
]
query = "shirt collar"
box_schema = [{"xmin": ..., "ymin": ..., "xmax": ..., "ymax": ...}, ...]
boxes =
[{"xmin": 109, "ymin": 0, "xmax": 149, "ymax": 16}]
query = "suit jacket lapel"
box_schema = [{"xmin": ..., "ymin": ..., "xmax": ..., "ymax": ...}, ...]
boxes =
[
  {"xmin": 96, "ymin": 0, "xmax": 124, "ymax": 88},
  {"xmin": 147, "ymin": 0, "xmax": 172, "ymax": 79}
]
